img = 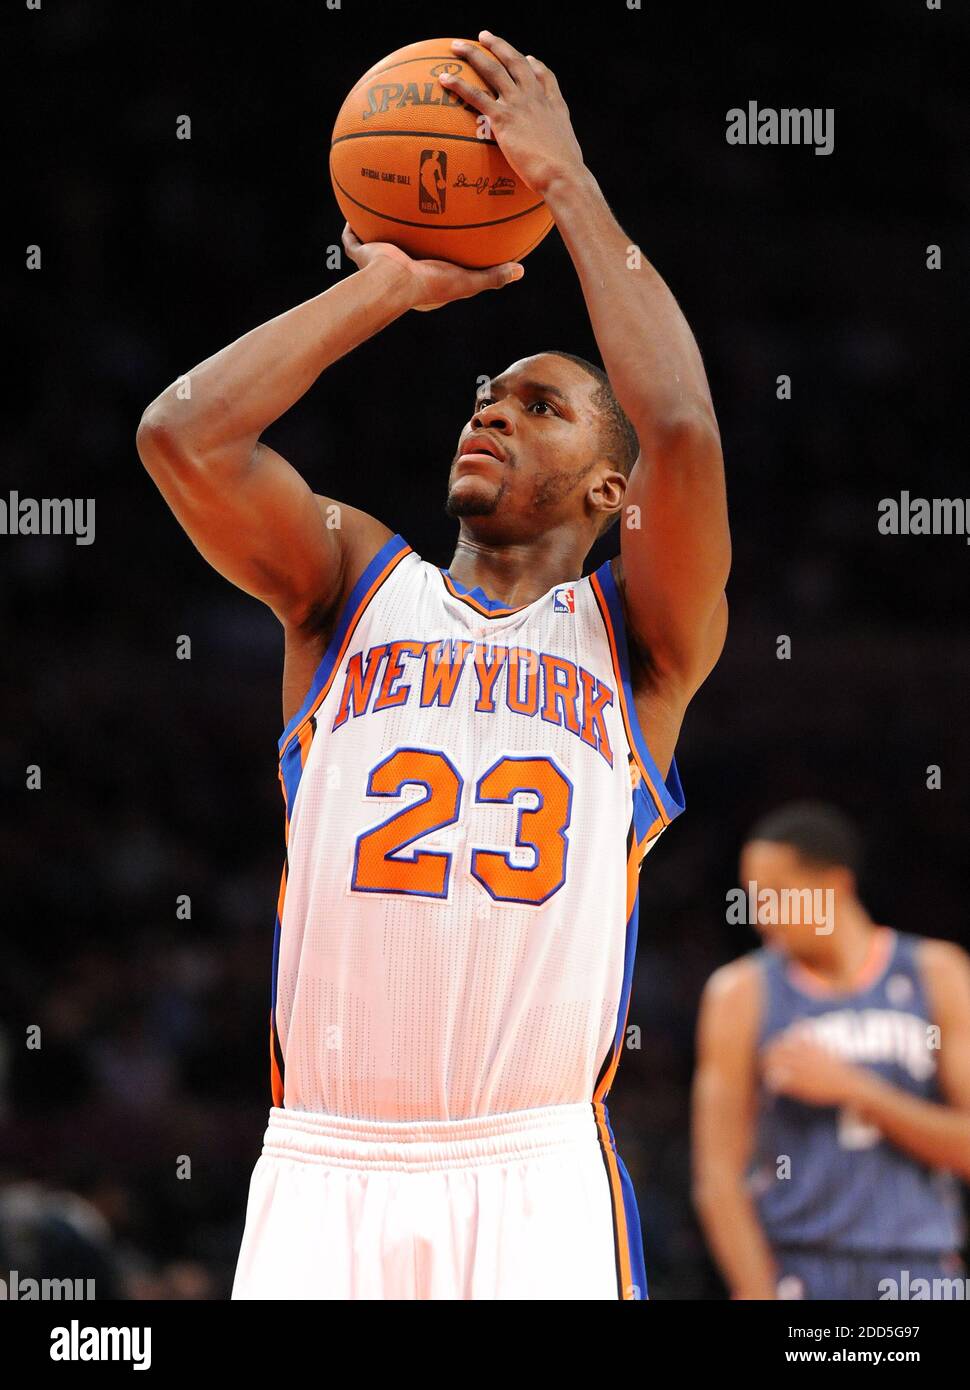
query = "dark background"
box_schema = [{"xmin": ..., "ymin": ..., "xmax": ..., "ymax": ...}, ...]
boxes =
[{"xmin": 2, "ymin": 0, "xmax": 968, "ymax": 1298}]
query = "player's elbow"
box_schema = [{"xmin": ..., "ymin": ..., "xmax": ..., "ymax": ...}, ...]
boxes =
[
  {"xmin": 136, "ymin": 404, "xmax": 245, "ymax": 489},
  {"xmin": 136, "ymin": 405, "xmax": 193, "ymax": 479}
]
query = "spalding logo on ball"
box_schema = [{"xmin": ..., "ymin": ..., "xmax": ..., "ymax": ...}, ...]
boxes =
[{"xmin": 330, "ymin": 37, "xmax": 554, "ymax": 268}]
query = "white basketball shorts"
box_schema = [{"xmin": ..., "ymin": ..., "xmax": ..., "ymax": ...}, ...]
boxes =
[{"xmin": 231, "ymin": 1100, "xmax": 647, "ymax": 1300}]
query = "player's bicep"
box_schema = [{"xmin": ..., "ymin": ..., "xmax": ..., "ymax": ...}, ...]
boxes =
[{"xmin": 140, "ymin": 428, "xmax": 364, "ymax": 626}]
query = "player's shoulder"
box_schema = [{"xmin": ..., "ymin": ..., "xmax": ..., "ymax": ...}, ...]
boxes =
[
  {"xmin": 697, "ymin": 953, "xmax": 764, "ymax": 1051},
  {"xmin": 601, "ymin": 553, "xmax": 629, "ymax": 610},
  {"xmin": 701, "ymin": 952, "xmax": 764, "ymax": 1011},
  {"xmin": 915, "ymin": 935, "xmax": 970, "ymax": 969},
  {"xmin": 915, "ymin": 936, "xmax": 970, "ymax": 1005},
  {"xmin": 597, "ymin": 552, "xmax": 655, "ymax": 674},
  {"xmin": 592, "ymin": 550, "xmax": 623, "ymax": 599},
  {"xmin": 317, "ymin": 497, "xmax": 406, "ymax": 591},
  {"xmin": 285, "ymin": 501, "xmax": 401, "ymax": 640},
  {"xmin": 312, "ymin": 496, "xmax": 397, "ymax": 561}
]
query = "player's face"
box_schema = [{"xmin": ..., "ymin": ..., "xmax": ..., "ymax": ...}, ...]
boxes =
[
  {"xmin": 445, "ymin": 354, "xmax": 615, "ymax": 540},
  {"xmin": 738, "ymin": 839, "xmax": 840, "ymax": 956}
]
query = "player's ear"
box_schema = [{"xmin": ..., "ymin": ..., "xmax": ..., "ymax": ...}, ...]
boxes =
[{"xmin": 587, "ymin": 467, "xmax": 625, "ymax": 532}]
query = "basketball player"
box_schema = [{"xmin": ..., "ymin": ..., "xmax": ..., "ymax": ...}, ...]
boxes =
[
  {"xmin": 137, "ymin": 31, "xmax": 729, "ymax": 1299},
  {"xmin": 692, "ymin": 802, "xmax": 970, "ymax": 1300}
]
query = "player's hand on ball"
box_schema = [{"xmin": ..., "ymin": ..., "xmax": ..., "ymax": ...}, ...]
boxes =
[
  {"xmin": 341, "ymin": 223, "xmax": 524, "ymax": 312},
  {"xmin": 438, "ymin": 32, "xmax": 586, "ymax": 198}
]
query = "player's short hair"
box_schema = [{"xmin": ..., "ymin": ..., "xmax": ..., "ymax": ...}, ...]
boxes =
[
  {"xmin": 744, "ymin": 800, "xmax": 863, "ymax": 876},
  {"xmin": 541, "ymin": 351, "xmax": 639, "ymax": 536}
]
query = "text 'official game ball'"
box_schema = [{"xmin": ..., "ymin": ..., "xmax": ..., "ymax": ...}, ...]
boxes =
[{"xmin": 330, "ymin": 37, "xmax": 554, "ymax": 269}]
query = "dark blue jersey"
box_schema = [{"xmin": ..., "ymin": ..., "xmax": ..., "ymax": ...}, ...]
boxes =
[{"xmin": 748, "ymin": 928, "xmax": 965, "ymax": 1254}]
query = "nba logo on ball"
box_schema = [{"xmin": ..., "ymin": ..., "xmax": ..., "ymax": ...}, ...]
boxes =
[
  {"xmin": 553, "ymin": 587, "xmax": 575, "ymax": 614},
  {"xmin": 419, "ymin": 150, "xmax": 447, "ymax": 215},
  {"xmin": 330, "ymin": 38, "xmax": 554, "ymax": 267}
]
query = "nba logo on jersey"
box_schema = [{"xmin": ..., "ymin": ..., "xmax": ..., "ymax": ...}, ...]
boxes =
[{"xmin": 553, "ymin": 586, "xmax": 575, "ymax": 614}]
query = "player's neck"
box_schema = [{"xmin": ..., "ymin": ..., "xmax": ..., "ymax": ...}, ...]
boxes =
[
  {"xmin": 792, "ymin": 902, "xmax": 881, "ymax": 989},
  {"xmin": 447, "ymin": 534, "xmax": 586, "ymax": 607}
]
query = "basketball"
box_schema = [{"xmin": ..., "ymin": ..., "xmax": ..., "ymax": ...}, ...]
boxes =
[{"xmin": 329, "ymin": 37, "xmax": 554, "ymax": 269}]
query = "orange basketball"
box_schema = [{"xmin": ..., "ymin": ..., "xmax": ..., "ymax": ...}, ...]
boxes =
[{"xmin": 330, "ymin": 37, "xmax": 554, "ymax": 269}]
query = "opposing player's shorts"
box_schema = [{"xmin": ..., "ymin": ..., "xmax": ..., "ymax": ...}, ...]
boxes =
[
  {"xmin": 773, "ymin": 1246, "xmax": 966, "ymax": 1300},
  {"xmin": 231, "ymin": 1100, "xmax": 646, "ymax": 1300}
]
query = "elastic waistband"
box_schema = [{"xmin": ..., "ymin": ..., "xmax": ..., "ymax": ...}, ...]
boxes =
[{"xmin": 260, "ymin": 1102, "xmax": 600, "ymax": 1172}]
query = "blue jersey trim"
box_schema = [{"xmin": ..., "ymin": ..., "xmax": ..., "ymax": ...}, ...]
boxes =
[
  {"xmin": 591, "ymin": 558, "xmax": 686, "ymax": 826},
  {"xmin": 278, "ymin": 532, "xmax": 412, "ymax": 755},
  {"xmin": 438, "ymin": 569, "xmax": 515, "ymax": 613}
]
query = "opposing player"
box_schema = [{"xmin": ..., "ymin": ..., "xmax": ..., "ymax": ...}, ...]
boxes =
[
  {"xmin": 137, "ymin": 32, "xmax": 729, "ymax": 1299},
  {"xmin": 693, "ymin": 802, "xmax": 970, "ymax": 1300}
]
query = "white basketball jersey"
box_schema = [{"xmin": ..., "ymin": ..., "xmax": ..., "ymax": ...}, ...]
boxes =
[{"xmin": 269, "ymin": 533, "xmax": 684, "ymax": 1121}]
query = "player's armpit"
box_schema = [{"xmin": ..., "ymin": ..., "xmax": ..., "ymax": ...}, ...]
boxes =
[
  {"xmin": 136, "ymin": 420, "xmax": 392, "ymax": 628},
  {"xmin": 614, "ymin": 575, "xmax": 728, "ymax": 726}
]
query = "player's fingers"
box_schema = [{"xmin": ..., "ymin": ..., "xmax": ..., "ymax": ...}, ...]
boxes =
[
  {"xmin": 412, "ymin": 261, "xmax": 523, "ymax": 310},
  {"xmin": 341, "ymin": 222, "xmax": 363, "ymax": 260},
  {"xmin": 436, "ymin": 70, "xmax": 494, "ymax": 113},
  {"xmin": 526, "ymin": 54, "xmax": 558, "ymax": 91},
  {"xmin": 478, "ymin": 262, "xmax": 525, "ymax": 292},
  {"xmin": 476, "ymin": 31, "xmax": 534, "ymax": 85},
  {"xmin": 449, "ymin": 37, "xmax": 517, "ymax": 97},
  {"xmin": 525, "ymin": 55, "xmax": 546, "ymax": 87},
  {"xmin": 446, "ymin": 262, "xmax": 523, "ymax": 301}
]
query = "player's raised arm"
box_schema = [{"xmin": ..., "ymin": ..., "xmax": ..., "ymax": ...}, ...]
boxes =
[
  {"xmin": 136, "ymin": 229, "xmax": 524, "ymax": 628},
  {"xmin": 691, "ymin": 961, "xmax": 779, "ymax": 1300},
  {"xmin": 547, "ymin": 177, "xmax": 730, "ymax": 697},
  {"xmin": 440, "ymin": 32, "xmax": 730, "ymax": 695}
]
